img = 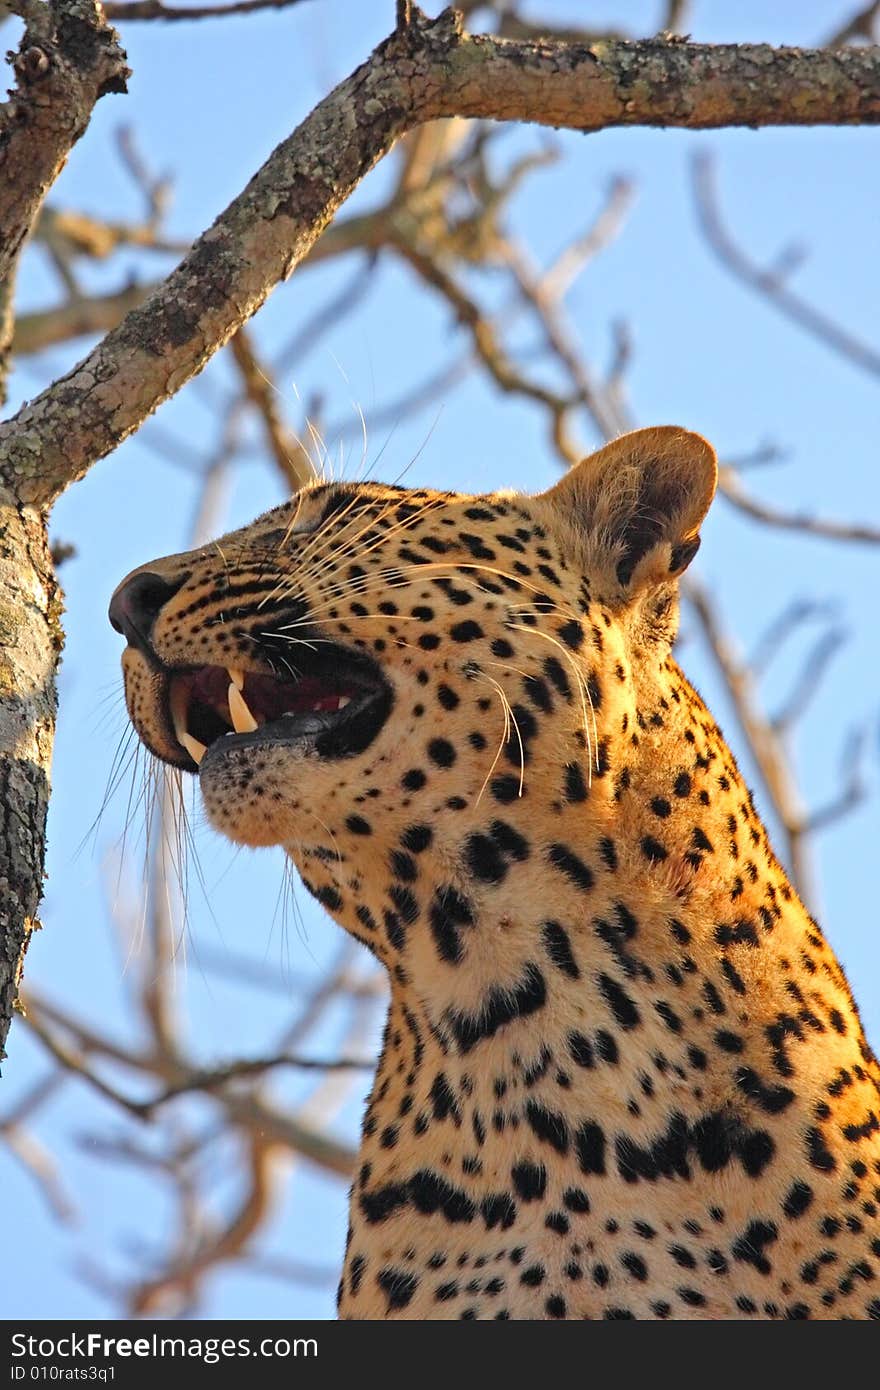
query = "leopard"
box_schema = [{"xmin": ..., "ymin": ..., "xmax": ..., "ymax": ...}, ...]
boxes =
[{"xmin": 110, "ymin": 425, "xmax": 880, "ymax": 1319}]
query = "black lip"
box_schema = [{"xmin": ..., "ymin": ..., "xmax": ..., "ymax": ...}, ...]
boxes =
[
  {"xmin": 199, "ymin": 682, "xmax": 393, "ymax": 771},
  {"xmin": 167, "ymin": 640, "xmax": 393, "ymax": 772}
]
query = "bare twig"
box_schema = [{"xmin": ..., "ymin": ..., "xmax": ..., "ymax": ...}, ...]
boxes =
[
  {"xmin": 718, "ymin": 465, "xmax": 880, "ymax": 545},
  {"xmin": 129, "ymin": 1133, "xmax": 282, "ymax": 1316},
  {"xmin": 1, "ymin": 1121, "xmax": 76, "ymax": 1223},
  {"xmin": 661, "ymin": 0, "xmax": 692, "ymax": 34},
  {"xmin": 273, "ymin": 261, "xmax": 375, "ymax": 376},
  {"xmin": 0, "ymin": 1071, "xmax": 75, "ymax": 1222},
  {"xmin": 722, "ymin": 442, "xmax": 787, "ymax": 471},
  {"xmin": 13, "ymin": 282, "xmax": 160, "ymax": 356},
  {"xmin": 241, "ymin": 1252, "xmax": 337, "ymax": 1287},
  {"xmin": 750, "ymin": 598, "xmax": 836, "ymax": 674},
  {"xmin": 825, "ymin": 2, "xmax": 880, "ymax": 47},
  {"xmin": 103, "ymin": 0, "xmax": 310, "ymax": 21},
  {"xmin": 803, "ymin": 728, "xmax": 870, "ymax": 832},
  {"xmin": 24, "ymin": 1003, "xmax": 154, "ymax": 1118},
  {"xmin": 34, "ymin": 206, "xmax": 186, "ymax": 260},
  {"xmin": 693, "ymin": 152, "xmax": 880, "ymax": 380},
  {"xmin": 228, "ymin": 328, "xmax": 315, "ymax": 490},
  {"xmin": 771, "ymin": 626, "xmax": 846, "ymax": 733},
  {"xmin": 393, "ymin": 237, "xmax": 583, "ymax": 463},
  {"xmin": 542, "ymin": 176, "xmax": 636, "ymax": 301},
  {"xmin": 499, "ymin": 239, "xmax": 628, "ymax": 444},
  {"xmin": 134, "ymin": 1051, "xmax": 375, "ymax": 1116},
  {"xmin": 115, "ymin": 125, "xmax": 172, "ymax": 225},
  {"xmin": 23, "ymin": 990, "xmax": 363, "ymax": 1155},
  {"xmin": 684, "ymin": 577, "xmax": 815, "ymax": 906}
]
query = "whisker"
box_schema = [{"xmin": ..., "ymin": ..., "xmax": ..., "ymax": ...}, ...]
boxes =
[
  {"xmin": 471, "ymin": 673, "xmax": 517, "ymax": 808},
  {"xmin": 508, "ymin": 622, "xmax": 597, "ymax": 781}
]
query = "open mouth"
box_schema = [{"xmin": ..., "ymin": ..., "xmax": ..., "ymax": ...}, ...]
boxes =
[{"xmin": 165, "ymin": 647, "xmax": 392, "ymax": 771}]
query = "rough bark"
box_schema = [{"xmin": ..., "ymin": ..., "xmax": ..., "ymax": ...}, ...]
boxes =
[
  {"xmin": 1, "ymin": 11, "xmax": 878, "ymax": 508},
  {"xmin": 0, "ymin": 0, "xmax": 127, "ymax": 1059},
  {"xmin": 0, "ymin": 494, "xmax": 61, "ymax": 1061}
]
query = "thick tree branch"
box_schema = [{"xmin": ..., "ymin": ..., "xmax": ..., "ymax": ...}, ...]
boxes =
[
  {"xmin": 2, "ymin": 15, "xmax": 879, "ymax": 507},
  {"xmin": 0, "ymin": 1, "xmax": 129, "ymax": 288},
  {"xmin": 0, "ymin": 0, "xmax": 128, "ymax": 398},
  {"xmin": 426, "ymin": 27, "xmax": 880, "ymax": 130},
  {"xmin": 0, "ymin": 3, "xmax": 127, "ymax": 1056}
]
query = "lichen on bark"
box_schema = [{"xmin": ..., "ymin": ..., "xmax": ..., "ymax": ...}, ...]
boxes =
[{"xmin": 0, "ymin": 493, "xmax": 59, "ymax": 1061}]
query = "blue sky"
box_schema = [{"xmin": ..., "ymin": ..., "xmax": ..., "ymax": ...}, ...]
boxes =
[{"xmin": 1, "ymin": 0, "xmax": 878, "ymax": 1320}]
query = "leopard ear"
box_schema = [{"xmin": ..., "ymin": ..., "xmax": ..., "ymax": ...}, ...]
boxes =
[{"xmin": 535, "ymin": 426, "xmax": 717, "ymax": 597}]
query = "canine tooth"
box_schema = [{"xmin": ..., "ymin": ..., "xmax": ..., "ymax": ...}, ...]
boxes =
[
  {"xmin": 337, "ymin": 695, "xmax": 351, "ymax": 709},
  {"xmin": 228, "ymin": 667, "xmax": 245, "ymax": 692},
  {"xmin": 179, "ymin": 731, "xmax": 207, "ymax": 765},
  {"xmin": 170, "ymin": 682, "xmax": 189, "ymax": 738},
  {"xmin": 229, "ymin": 680, "xmax": 258, "ymax": 733},
  {"xmin": 170, "ymin": 683, "xmax": 203, "ymax": 762}
]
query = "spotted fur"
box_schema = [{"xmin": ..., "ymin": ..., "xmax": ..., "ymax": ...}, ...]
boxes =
[{"xmin": 112, "ymin": 427, "xmax": 880, "ymax": 1319}]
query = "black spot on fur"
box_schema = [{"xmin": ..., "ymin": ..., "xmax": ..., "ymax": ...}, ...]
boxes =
[
  {"xmin": 511, "ymin": 1161, "xmax": 547, "ymax": 1201},
  {"xmin": 428, "ymin": 738, "xmax": 456, "ymax": 768},
  {"xmin": 446, "ymin": 964, "xmax": 547, "ymax": 1053},
  {"xmin": 547, "ymin": 843, "xmax": 594, "ymax": 892},
  {"xmin": 806, "ymin": 1127, "xmax": 836, "ymax": 1173},
  {"xmin": 542, "ymin": 921, "xmax": 580, "ymax": 980},
  {"xmin": 558, "ymin": 620, "xmax": 583, "ymax": 650},
  {"xmin": 429, "ymin": 886, "xmax": 474, "ymax": 965},
  {"xmin": 597, "ymin": 972, "xmax": 640, "ymax": 1029},
  {"xmin": 377, "ymin": 1268, "xmax": 418, "ymax": 1311},
  {"xmin": 491, "ymin": 774, "xmax": 522, "ymax": 804},
  {"xmin": 525, "ymin": 1101, "xmax": 569, "ymax": 1154},
  {"xmin": 568, "ymin": 1031, "xmax": 594, "ymax": 1068},
  {"xmin": 409, "ymin": 1170, "xmax": 476, "ymax": 1224},
  {"xmin": 732, "ymin": 1221, "xmax": 778, "ymax": 1275},
  {"xmin": 783, "ymin": 1181, "xmax": 813, "ymax": 1219},
  {"xmin": 451, "ymin": 620, "xmax": 484, "ymax": 643},
  {"xmin": 564, "ymin": 763, "xmax": 588, "ymax": 802},
  {"xmin": 575, "ymin": 1121, "xmax": 606, "ymax": 1175}
]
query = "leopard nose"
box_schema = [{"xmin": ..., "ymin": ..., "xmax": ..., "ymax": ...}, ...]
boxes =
[{"xmin": 109, "ymin": 571, "xmax": 183, "ymax": 653}]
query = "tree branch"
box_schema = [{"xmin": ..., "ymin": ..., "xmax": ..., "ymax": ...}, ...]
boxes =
[
  {"xmin": 227, "ymin": 327, "xmax": 314, "ymax": 491},
  {"xmin": 3, "ymin": 16, "xmax": 880, "ymax": 507},
  {"xmin": 102, "ymin": 0, "xmax": 309, "ymax": 20},
  {"xmin": 824, "ymin": 2, "xmax": 880, "ymax": 48},
  {"xmin": 13, "ymin": 282, "xmax": 160, "ymax": 356},
  {"xmin": 692, "ymin": 151, "xmax": 880, "ymax": 380},
  {"xmin": 0, "ymin": 0, "xmax": 129, "ymax": 399},
  {"xmin": 718, "ymin": 465, "xmax": 880, "ymax": 545},
  {"xmin": 684, "ymin": 577, "xmax": 815, "ymax": 906}
]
